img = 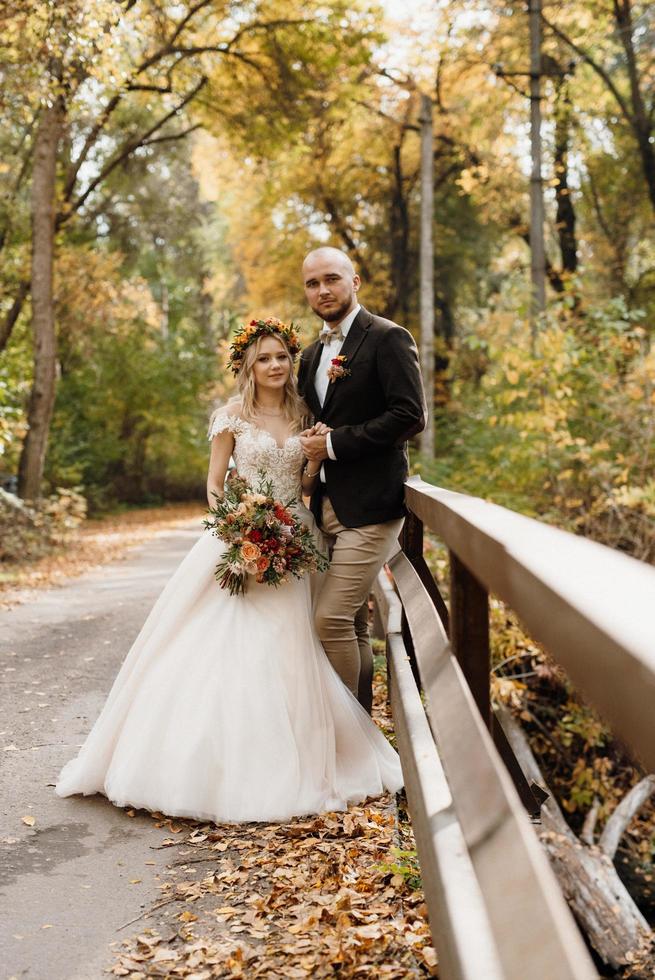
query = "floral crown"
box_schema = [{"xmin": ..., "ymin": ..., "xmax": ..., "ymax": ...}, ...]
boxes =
[{"xmin": 227, "ymin": 317, "xmax": 301, "ymax": 375}]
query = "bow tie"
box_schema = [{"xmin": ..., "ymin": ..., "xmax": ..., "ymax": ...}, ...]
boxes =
[{"xmin": 319, "ymin": 325, "xmax": 344, "ymax": 345}]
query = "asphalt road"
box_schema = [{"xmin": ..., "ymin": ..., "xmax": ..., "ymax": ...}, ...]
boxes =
[{"xmin": 0, "ymin": 524, "xmax": 202, "ymax": 980}]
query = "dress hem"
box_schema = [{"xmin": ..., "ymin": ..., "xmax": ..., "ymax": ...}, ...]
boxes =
[{"xmin": 56, "ymin": 784, "xmax": 400, "ymax": 826}]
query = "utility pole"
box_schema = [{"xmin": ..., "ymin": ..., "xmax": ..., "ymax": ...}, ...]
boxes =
[
  {"xmin": 494, "ymin": 0, "xmax": 547, "ymax": 348},
  {"xmin": 528, "ymin": 0, "xmax": 546, "ymax": 346},
  {"xmin": 419, "ymin": 91, "xmax": 435, "ymax": 459}
]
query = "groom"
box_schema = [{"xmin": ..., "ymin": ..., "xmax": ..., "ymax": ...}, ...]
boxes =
[{"xmin": 298, "ymin": 247, "xmax": 426, "ymax": 713}]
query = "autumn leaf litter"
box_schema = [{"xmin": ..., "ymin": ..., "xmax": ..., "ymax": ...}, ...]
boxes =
[{"xmin": 108, "ymin": 673, "xmax": 437, "ymax": 979}]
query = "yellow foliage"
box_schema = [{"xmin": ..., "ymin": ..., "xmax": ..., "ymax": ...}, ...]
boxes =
[{"xmin": 55, "ymin": 247, "xmax": 160, "ymax": 345}]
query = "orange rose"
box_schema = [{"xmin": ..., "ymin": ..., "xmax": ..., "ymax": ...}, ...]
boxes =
[
  {"xmin": 241, "ymin": 541, "xmax": 261, "ymax": 562},
  {"xmin": 256, "ymin": 556, "xmax": 270, "ymax": 572}
]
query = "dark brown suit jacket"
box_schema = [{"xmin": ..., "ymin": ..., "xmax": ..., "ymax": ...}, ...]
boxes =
[{"xmin": 297, "ymin": 305, "xmax": 426, "ymax": 527}]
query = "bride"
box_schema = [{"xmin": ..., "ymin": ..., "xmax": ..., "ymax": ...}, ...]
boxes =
[{"xmin": 54, "ymin": 317, "xmax": 403, "ymax": 823}]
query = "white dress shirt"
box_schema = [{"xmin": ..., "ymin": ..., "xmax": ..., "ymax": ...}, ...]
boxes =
[{"xmin": 314, "ymin": 304, "xmax": 360, "ymax": 479}]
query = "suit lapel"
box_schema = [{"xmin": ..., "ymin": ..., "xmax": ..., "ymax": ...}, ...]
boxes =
[{"xmin": 321, "ymin": 306, "xmax": 372, "ymax": 415}]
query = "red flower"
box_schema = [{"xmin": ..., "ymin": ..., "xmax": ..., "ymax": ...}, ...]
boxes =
[
  {"xmin": 248, "ymin": 529, "xmax": 263, "ymax": 543},
  {"xmin": 327, "ymin": 354, "xmax": 350, "ymax": 383},
  {"xmin": 274, "ymin": 505, "xmax": 293, "ymax": 524}
]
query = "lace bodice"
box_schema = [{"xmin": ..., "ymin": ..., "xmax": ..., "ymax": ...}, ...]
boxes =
[{"xmin": 208, "ymin": 411, "xmax": 304, "ymax": 501}]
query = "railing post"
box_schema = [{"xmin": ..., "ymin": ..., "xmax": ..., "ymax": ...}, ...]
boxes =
[
  {"xmin": 401, "ymin": 509, "xmax": 423, "ymax": 558},
  {"xmin": 402, "ymin": 511, "xmax": 450, "ymax": 634},
  {"xmin": 400, "ymin": 513, "xmax": 423, "ymax": 689},
  {"xmin": 449, "ymin": 551, "xmax": 491, "ymax": 731}
]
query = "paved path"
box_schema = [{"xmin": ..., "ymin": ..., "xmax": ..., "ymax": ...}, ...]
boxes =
[{"xmin": 0, "ymin": 525, "xmax": 202, "ymax": 980}]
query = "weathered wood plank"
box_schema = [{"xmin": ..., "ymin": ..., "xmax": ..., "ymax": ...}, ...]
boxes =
[
  {"xmin": 372, "ymin": 567, "xmax": 402, "ymax": 638},
  {"xmin": 388, "ymin": 633, "xmax": 504, "ymax": 980},
  {"xmin": 405, "ymin": 477, "xmax": 655, "ymax": 770},
  {"xmin": 389, "ymin": 551, "xmax": 597, "ymax": 980},
  {"xmin": 375, "ymin": 572, "xmax": 503, "ymax": 979}
]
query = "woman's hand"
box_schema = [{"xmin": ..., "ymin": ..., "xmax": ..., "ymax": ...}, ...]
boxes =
[
  {"xmin": 299, "ymin": 422, "xmax": 333, "ymax": 463},
  {"xmin": 300, "ymin": 421, "xmax": 332, "ymax": 438}
]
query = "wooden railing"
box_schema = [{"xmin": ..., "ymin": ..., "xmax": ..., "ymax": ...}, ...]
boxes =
[{"xmin": 371, "ymin": 476, "xmax": 655, "ymax": 980}]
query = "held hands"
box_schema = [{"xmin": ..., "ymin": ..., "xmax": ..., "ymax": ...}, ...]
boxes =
[{"xmin": 299, "ymin": 422, "xmax": 332, "ymax": 464}]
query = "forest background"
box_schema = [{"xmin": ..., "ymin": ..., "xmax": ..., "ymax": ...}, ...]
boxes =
[
  {"xmin": 1, "ymin": 0, "xmax": 653, "ymax": 557},
  {"xmin": 1, "ymin": 0, "xmax": 655, "ymax": 966}
]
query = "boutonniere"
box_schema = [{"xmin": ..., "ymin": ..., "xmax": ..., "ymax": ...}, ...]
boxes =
[{"xmin": 327, "ymin": 355, "xmax": 351, "ymax": 383}]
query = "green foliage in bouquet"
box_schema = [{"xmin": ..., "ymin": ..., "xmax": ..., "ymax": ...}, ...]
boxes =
[{"xmin": 204, "ymin": 473, "xmax": 329, "ymax": 596}]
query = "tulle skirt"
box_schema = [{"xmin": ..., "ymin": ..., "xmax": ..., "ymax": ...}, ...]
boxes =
[{"xmin": 54, "ymin": 524, "xmax": 403, "ymax": 823}]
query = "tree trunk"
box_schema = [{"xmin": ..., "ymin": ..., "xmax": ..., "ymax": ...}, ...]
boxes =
[
  {"xmin": 497, "ymin": 706, "xmax": 655, "ymax": 977},
  {"xmin": 613, "ymin": 0, "xmax": 655, "ymax": 212},
  {"xmin": 387, "ymin": 141, "xmax": 410, "ymax": 322},
  {"xmin": 553, "ymin": 78, "xmax": 578, "ymax": 281},
  {"xmin": 419, "ymin": 92, "xmax": 434, "ymax": 459},
  {"xmin": 18, "ymin": 99, "xmax": 64, "ymax": 500},
  {"xmin": 544, "ymin": 2, "xmax": 655, "ymax": 214},
  {"xmin": 528, "ymin": 0, "xmax": 546, "ymax": 344}
]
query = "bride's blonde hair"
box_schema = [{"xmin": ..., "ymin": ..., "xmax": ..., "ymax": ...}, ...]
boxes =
[{"xmin": 237, "ymin": 333, "xmax": 310, "ymax": 433}]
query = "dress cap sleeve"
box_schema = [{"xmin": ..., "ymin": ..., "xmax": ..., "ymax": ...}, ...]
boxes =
[{"xmin": 207, "ymin": 408, "xmax": 243, "ymax": 441}]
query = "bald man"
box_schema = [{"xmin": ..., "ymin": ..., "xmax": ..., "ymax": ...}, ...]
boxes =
[{"xmin": 298, "ymin": 247, "xmax": 426, "ymax": 713}]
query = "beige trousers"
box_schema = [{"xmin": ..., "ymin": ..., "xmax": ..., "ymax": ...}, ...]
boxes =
[{"xmin": 315, "ymin": 496, "xmax": 404, "ymax": 713}]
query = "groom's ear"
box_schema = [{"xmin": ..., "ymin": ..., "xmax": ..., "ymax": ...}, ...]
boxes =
[{"xmin": 353, "ymin": 274, "xmax": 361, "ymax": 292}]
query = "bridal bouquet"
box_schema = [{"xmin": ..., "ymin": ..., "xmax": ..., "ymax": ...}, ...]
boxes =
[{"xmin": 204, "ymin": 474, "xmax": 329, "ymax": 595}]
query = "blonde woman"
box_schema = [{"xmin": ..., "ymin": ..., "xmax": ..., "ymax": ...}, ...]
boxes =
[{"xmin": 55, "ymin": 318, "xmax": 403, "ymax": 824}]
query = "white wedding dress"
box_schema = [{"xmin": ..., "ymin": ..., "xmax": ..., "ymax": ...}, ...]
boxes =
[{"xmin": 55, "ymin": 412, "xmax": 403, "ymax": 823}]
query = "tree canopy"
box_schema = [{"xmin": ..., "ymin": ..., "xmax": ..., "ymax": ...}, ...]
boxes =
[{"xmin": 0, "ymin": 0, "xmax": 652, "ymax": 559}]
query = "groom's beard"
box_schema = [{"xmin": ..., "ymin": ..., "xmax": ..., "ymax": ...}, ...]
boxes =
[{"xmin": 312, "ymin": 295, "xmax": 355, "ymax": 323}]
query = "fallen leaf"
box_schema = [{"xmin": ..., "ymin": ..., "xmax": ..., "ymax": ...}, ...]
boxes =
[
  {"xmin": 21, "ymin": 815, "xmax": 35, "ymax": 827},
  {"xmin": 107, "ymin": 670, "xmax": 433, "ymax": 979},
  {"xmin": 422, "ymin": 945, "xmax": 438, "ymax": 968}
]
